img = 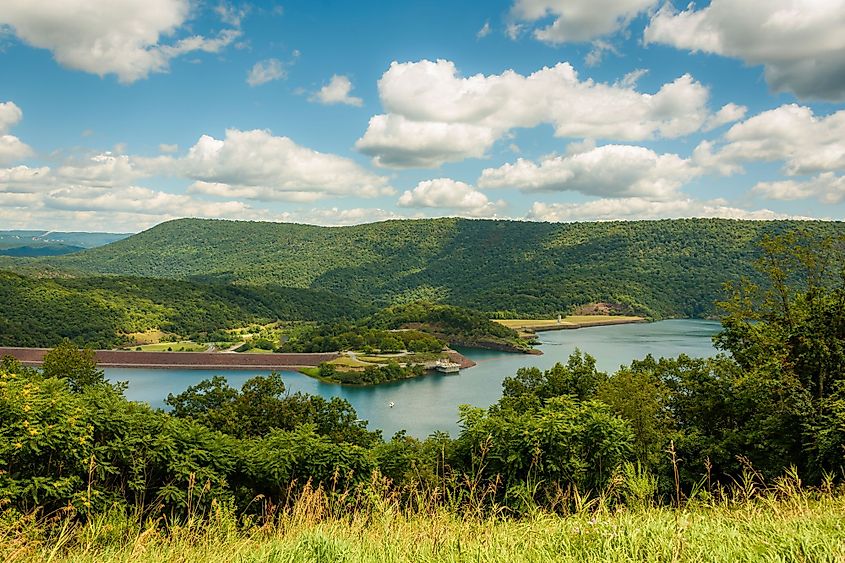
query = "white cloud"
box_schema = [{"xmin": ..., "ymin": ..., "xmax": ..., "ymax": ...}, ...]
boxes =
[
  {"xmin": 0, "ymin": 162, "xmax": 272, "ymax": 232},
  {"xmin": 310, "ymin": 75, "xmax": 363, "ymax": 106},
  {"xmin": 0, "ymin": 101, "xmax": 33, "ymax": 164},
  {"xmin": 479, "ymin": 144, "xmax": 699, "ymax": 199},
  {"xmin": 356, "ymin": 59, "xmax": 719, "ymax": 168},
  {"xmin": 56, "ymin": 153, "xmax": 143, "ymax": 188},
  {"xmin": 700, "ymin": 104, "xmax": 845, "ymax": 176},
  {"xmin": 357, "ymin": 114, "xmax": 497, "ymax": 168},
  {"xmin": 278, "ymin": 207, "xmax": 407, "ymax": 226},
  {"xmin": 585, "ymin": 39, "xmax": 619, "ymax": 67},
  {"xmin": 215, "ymin": 2, "xmax": 250, "ymax": 27},
  {"xmin": 511, "ymin": 0, "xmax": 656, "ymax": 44},
  {"xmin": 0, "ymin": 135, "xmax": 33, "ymax": 165},
  {"xmin": 644, "ymin": 0, "xmax": 845, "ymax": 100},
  {"xmin": 159, "ymin": 143, "xmax": 179, "ymax": 153},
  {"xmin": 0, "ymin": 165, "xmax": 52, "ymax": 193},
  {"xmin": 43, "ymin": 184, "xmax": 255, "ymax": 218},
  {"xmin": 150, "ymin": 128, "xmax": 391, "ymax": 201},
  {"xmin": 247, "ymin": 58, "xmax": 286, "ymax": 86},
  {"xmin": 505, "ymin": 23, "xmax": 524, "ymax": 40},
  {"xmin": 753, "ymin": 173, "xmax": 845, "ymax": 204},
  {"xmin": 398, "ymin": 178, "xmax": 504, "ymax": 217},
  {"xmin": 0, "ymin": 102, "xmax": 23, "ymax": 133},
  {"xmin": 477, "ymin": 21, "xmax": 492, "ymax": 39},
  {"xmin": 703, "ymin": 103, "xmax": 748, "ymax": 131},
  {"xmin": 528, "ymin": 198, "xmax": 812, "ymax": 222},
  {"xmin": 0, "ymin": 0, "xmax": 240, "ymax": 84},
  {"xmin": 618, "ymin": 68, "xmax": 648, "ymax": 88}
]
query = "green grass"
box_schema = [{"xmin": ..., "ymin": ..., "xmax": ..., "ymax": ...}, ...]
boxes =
[
  {"xmin": 4, "ymin": 489, "xmax": 845, "ymax": 562},
  {"xmin": 495, "ymin": 316, "xmax": 645, "ymax": 331},
  {"xmin": 298, "ymin": 367, "xmax": 320, "ymax": 378}
]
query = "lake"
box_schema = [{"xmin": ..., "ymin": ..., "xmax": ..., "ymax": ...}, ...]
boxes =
[{"xmin": 109, "ymin": 319, "xmax": 722, "ymax": 438}]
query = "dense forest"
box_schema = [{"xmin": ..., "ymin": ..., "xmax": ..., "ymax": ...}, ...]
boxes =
[
  {"xmin": 0, "ymin": 272, "xmax": 365, "ymax": 348},
  {"xmin": 281, "ymin": 303, "xmax": 528, "ymax": 354},
  {"xmin": 39, "ymin": 217, "xmax": 845, "ymax": 318}
]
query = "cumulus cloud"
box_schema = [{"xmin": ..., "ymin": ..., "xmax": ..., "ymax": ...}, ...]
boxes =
[
  {"xmin": 479, "ymin": 144, "xmax": 699, "ymax": 199},
  {"xmin": 0, "ymin": 102, "xmax": 23, "ymax": 133},
  {"xmin": 398, "ymin": 178, "xmax": 505, "ymax": 216},
  {"xmin": 703, "ymin": 103, "xmax": 748, "ymax": 131},
  {"xmin": 527, "ymin": 198, "xmax": 811, "ymax": 222},
  {"xmin": 247, "ymin": 58, "xmax": 287, "ymax": 86},
  {"xmin": 357, "ymin": 114, "xmax": 497, "ymax": 168},
  {"xmin": 309, "ymin": 75, "xmax": 363, "ymax": 106},
  {"xmin": 0, "ymin": 135, "xmax": 33, "ymax": 165},
  {"xmin": 644, "ymin": 0, "xmax": 845, "ymax": 100},
  {"xmin": 753, "ymin": 173, "xmax": 845, "ymax": 204},
  {"xmin": 511, "ymin": 0, "xmax": 656, "ymax": 43},
  {"xmin": 0, "ymin": 0, "xmax": 239, "ymax": 83},
  {"xmin": 699, "ymin": 104, "xmax": 845, "ymax": 176},
  {"xmin": 0, "ymin": 161, "xmax": 271, "ymax": 232},
  {"xmin": 0, "ymin": 101, "xmax": 33, "ymax": 164},
  {"xmin": 0, "ymin": 165, "xmax": 52, "ymax": 193},
  {"xmin": 277, "ymin": 207, "xmax": 407, "ymax": 226},
  {"xmin": 56, "ymin": 153, "xmax": 144, "ymax": 188},
  {"xmin": 356, "ymin": 59, "xmax": 722, "ymax": 168},
  {"xmin": 149, "ymin": 129, "xmax": 391, "ymax": 201}
]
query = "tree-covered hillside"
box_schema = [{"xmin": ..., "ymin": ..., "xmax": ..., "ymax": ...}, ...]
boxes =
[
  {"xmin": 0, "ymin": 272, "xmax": 366, "ymax": 348},
  {"xmin": 52, "ymin": 218, "xmax": 845, "ymax": 318}
]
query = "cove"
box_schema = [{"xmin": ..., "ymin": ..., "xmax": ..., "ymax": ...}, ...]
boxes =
[{"xmin": 108, "ymin": 319, "xmax": 722, "ymax": 438}]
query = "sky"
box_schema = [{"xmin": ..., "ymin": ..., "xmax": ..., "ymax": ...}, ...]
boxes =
[{"xmin": 0, "ymin": 0, "xmax": 844, "ymax": 233}]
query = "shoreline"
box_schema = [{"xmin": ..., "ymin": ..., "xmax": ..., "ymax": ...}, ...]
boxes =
[
  {"xmin": 0, "ymin": 347, "xmax": 340, "ymax": 370},
  {"xmin": 496, "ymin": 316, "xmax": 647, "ymax": 337},
  {"xmin": 293, "ymin": 348, "xmax": 478, "ymax": 386},
  {"xmin": 527, "ymin": 317, "xmax": 647, "ymax": 332}
]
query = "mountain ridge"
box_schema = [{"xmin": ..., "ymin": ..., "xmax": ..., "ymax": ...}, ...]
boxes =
[{"xmin": 47, "ymin": 217, "xmax": 845, "ymax": 318}]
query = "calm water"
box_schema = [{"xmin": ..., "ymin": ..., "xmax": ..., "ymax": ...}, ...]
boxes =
[{"xmin": 108, "ymin": 319, "xmax": 721, "ymax": 438}]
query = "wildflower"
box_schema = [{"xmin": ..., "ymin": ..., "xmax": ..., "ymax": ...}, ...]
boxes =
[
  {"xmin": 14, "ymin": 442, "xmax": 22, "ymax": 449},
  {"xmin": 23, "ymin": 404, "xmax": 31, "ymax": 412},
  {"xmin": 29, "ymin": 428, "xmax": 39, "ymax": 436}
]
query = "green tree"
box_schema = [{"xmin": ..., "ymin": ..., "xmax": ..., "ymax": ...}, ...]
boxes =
[{"xmin": 41, "ymin": 340, "xmax": 106, "ymax": 392}]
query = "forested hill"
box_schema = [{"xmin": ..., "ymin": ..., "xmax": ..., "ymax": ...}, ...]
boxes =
[{"xmin": 52, "ymin": 217, "xmax": 845, "ymax": 318}]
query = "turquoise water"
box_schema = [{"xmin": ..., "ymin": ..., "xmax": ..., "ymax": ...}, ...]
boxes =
[{"xmin": 108, "ymin": 319, "xmax": 721, "ymax": 438}]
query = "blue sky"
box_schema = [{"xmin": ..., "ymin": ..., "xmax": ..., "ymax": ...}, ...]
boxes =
[{"xmin": 1, "ymin": 0, "xmax": 844, "ymax": 232}]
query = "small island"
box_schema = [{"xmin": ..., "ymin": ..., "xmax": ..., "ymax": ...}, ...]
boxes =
[{"xmin": 283, "ymin": 302, "xmax": 529, "ymax": 385}]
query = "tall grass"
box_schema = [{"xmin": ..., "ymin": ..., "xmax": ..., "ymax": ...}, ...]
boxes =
[{"xmin": 4, "ymin": 468, "xmax": 845, "ymax": 563}]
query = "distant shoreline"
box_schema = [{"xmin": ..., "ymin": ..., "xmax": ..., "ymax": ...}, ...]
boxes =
[
  {"xmin": 528, "ymin": 317, "xmax": 647, "ymax": 332},
  {"xmin": 495, "ymin": 316, "xmax": 647, "ymax": 336}
]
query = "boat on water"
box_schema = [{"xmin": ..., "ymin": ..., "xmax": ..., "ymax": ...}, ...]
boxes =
[
  {"xmin": 388, "ymin": 401, "xmax": 395, "ymax": 408},
  {"xmin": 434, "ymin": 359, "xmax": 461, "ymax": 374}
]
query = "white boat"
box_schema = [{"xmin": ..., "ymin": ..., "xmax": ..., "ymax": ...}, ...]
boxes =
[
  {"xmin": 388, "ymin": 401, "xmax": 395, "ymax": 408},
  {"xmin": 434, "ymin": 359, "xmax": 461, "ymax": 374}
]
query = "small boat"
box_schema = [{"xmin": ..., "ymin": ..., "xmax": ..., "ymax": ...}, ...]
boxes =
[
  {"xmin": 388, "ymin": 401, "xmax": 395, "ymax": 408},
  {"xmin": 434, "ymin": 359, "xmax": 461, "ymax": 374}
]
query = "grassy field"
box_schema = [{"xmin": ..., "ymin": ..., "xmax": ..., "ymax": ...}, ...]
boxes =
[
  {"xmin": 124, "ymin": 330, "xmax": 170, "ymax": 344},
  {"xmin": 5, "ymin": 488, "xmax": 845, "ymax": 562},
  {"xmin": 496, "ymin": 315, "xmax": 645, "ymax": 332},
  {"xmin": 328, "ymin": 356, "xmax": 372, "ymax": 368}
]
